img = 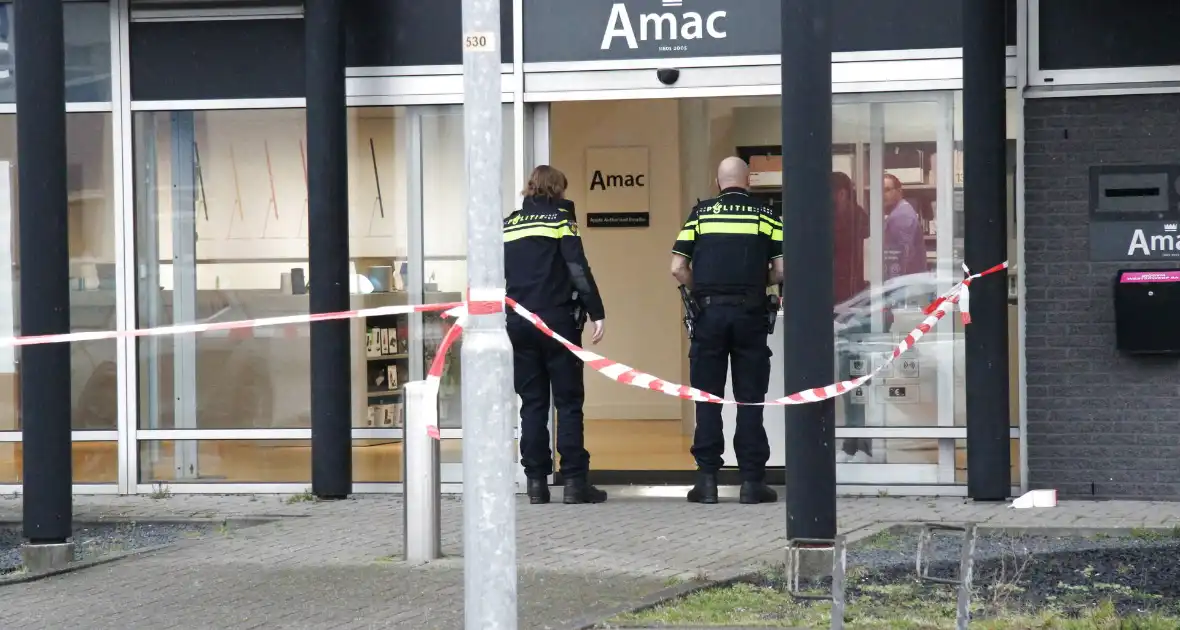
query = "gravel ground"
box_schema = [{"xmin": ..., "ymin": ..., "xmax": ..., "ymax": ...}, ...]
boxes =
[
  {"xmin": 0, "ymin": 521, "xmax": 223, "ymax": 575},
  {"xmin": 779, "ymin": 527, "xmax": 1180, "ymax": 617}
]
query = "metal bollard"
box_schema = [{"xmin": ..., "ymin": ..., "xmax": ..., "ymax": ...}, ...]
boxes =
[
  {"xmin": 785, "ymin": 536, "xmax": 847, "ymax": 630},
  {"xmin": 403, "ymin": 381, "xmax": 441, "ymax": 562},
  {"xmin": 915, "ymin": 522, "xmax": 977, "ymax": 630}
]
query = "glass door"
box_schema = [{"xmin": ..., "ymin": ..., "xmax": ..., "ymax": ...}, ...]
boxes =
[
  {"xmin": 832, "ymin": 92, "xmax": 960, "ymax": 487},
  {"xmin": 535, "ymin": 93, "xmax": 962, "ymax": 489}
]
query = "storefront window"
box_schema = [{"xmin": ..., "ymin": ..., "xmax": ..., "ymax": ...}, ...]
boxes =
[
  {"xmin": 0, "ymin": 111, "xmax": 115, "ymax": 483},
  {"xmin": 134, "ymin": 108, "xmax": 309, "ymax": 437},
  {"xmin": 347, "ymin": 106, "xmax": 411, "ymax": 480},
  {"xmin": 132, "ymin": 104, "xmax": 512, "ymax": 483},
  {"xmin": 828, "ymin": 98, "xmax": 957, "ymax": 477},
  {"xmin": 0, "ymin": 441, "xmax": 117, "ymax": 484},
  {"xmin": 419, "ymin": 105, "xmax": 514, "ymax": 430},
  {"xmin": 0, "ymin": 2, "xmax": 112, "ymax": 103}
]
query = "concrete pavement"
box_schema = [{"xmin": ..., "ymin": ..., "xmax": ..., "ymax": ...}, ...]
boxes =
[{"xmin": 0, "ymin": 492, "xmax": 1178, "ymax": 629}]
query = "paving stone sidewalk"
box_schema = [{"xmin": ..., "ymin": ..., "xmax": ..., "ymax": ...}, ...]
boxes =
[{"xmin": 0, "ymin": 493, "xmax": 1178, "ymax": 629}]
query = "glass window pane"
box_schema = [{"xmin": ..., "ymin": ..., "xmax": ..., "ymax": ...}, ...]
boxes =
[
  {"xmin": 420, "ymin": 105, "xmax": 514, "ymax": 430},
  {"xmin": 138, "ymin": 439, "xmax": 414, "ymax": 484},
  {"xmin": 834, "ymin": 438, "xmax": 945, "ymax": 485},
  {"xmin": 133, "ymin": 109, "xmax": 309, "ymax": 431},
  {"xmin": 0, "ymin": 441, "xmax": 117, "ymax": 484},
  {"xmin": 436, "ymin": 439, "xmax": 518, "ymax": 465},
  {"xmin": 347, "ymin": 107, "xmax": 411, "ymax": 434},
  {"xmin": 354, "ymin": 438, "xmax": 402, "ymax": 483},
  {"xmin": 955, "ymin": 438, "xmax": 1020, "ymax": 486},
  {"xmin": 0, "ymin": 113, "xmax": 116, "ymax": 433},
  {"xmin": 833, "ymin": 100, "xmax": 957, "ymax": 467},
  {"xmin": 0, "ymin": 2, "xmax": 112, "ymax": 103},
  {"xmin": 139, "ymin": 440, "xmax": 311, "ymax": 484},
  {"xmin": 68, "ymin": 113, "xmax": 118, "ymax": 431}
]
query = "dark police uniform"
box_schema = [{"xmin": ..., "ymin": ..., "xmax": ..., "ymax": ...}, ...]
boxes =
[
  {"xmin": 671, "ymin": 187, "xmax": 783, "ymax": 504},
  {"xmin": 504, "ymin": 196, "xmax": 607, "ymax": 505}
]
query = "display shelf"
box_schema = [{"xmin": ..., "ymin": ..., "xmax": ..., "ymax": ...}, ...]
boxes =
[
  {"xmin": 348, "ymin": 290, "xmax": 463, "ymax": 431},
  {"xmin": 367, "ymin": 354, "xmax": 408, "ymax": 362}
]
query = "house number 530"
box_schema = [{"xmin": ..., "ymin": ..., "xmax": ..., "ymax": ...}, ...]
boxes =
[{"xmin": 463, "ymin": 32, "xmax": 496, "ymax": 53}]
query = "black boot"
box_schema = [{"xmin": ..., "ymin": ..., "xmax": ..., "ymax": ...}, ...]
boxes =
[
  {"xmin": 527, "ymin": 478, "xmax": 550, "ymax": 505},
  {"xmin": 739, "ymin": 481, "xmax": 778, "ymax": 504},
  {"xmin": 687, "ymin": 472, "xmax": 719, "ymax": 504},
  {"xmin": 563, "ymin": 477, "xmax": 608, "ymax": 504}
]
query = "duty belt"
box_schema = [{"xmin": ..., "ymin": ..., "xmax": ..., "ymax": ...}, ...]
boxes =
[{"xmin": 700, "ymin": 294, "xmax": 761, "ymax": 308}]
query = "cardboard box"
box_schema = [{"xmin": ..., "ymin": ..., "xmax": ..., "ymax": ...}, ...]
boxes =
[{"xmin": 749, "ymin": 154, "xmax": 782, "ymax": 173}]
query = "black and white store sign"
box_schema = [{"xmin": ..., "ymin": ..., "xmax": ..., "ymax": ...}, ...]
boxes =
[
  {"xmin": 523, "ymin": 0, "xmax": 780, "ymax": 63},
  {"xmin": 1091, "ymin": 222, "xmax": 1180, "ymax": 261}
]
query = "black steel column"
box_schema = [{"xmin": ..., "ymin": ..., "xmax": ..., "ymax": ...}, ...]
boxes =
[
  {"xmin": 963, "ymin": 0, "xmax": 1010, "ymax": 501},
  {"xmin": 306, "ymin": 0, "xmax": 351, "ymax": 498},
  {"xmin": 782, "ymin": 0, "xmax": 837, "ymax": 540},
  {"xmin": 17, "ymin": 0, "xmax": 72, "ymax": 543}
]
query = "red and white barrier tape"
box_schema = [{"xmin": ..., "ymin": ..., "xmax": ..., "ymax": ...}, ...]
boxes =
[
  {"xmin": 502, "ymin": 261, "xmax": 1008, "ymax": 408},
  {"xmin": 0, "ymin": 262, "xmax": 1005, "ymax": 438},
  {"xmin": 0, "ymin": 301, "xmax": 469, "ymax": 347}
]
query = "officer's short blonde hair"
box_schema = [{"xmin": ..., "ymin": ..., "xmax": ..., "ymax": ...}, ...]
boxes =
[{"xmin": 523, "ymin": 165, "xmax": 567, "ymax": 200}]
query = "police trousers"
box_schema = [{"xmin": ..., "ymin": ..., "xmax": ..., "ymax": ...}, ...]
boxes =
[
  {"xmin": 689, "ymin": 302, "xmax": 771, "ymax": 482},
  {"xmin": 507, "ymin": 307, "xmax": 590, "ymax": 480}
]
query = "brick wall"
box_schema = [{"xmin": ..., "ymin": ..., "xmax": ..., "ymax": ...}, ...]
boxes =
[{"xmin": 1025, "ymin": 94, "xmax": 1180, "ymax": 499}]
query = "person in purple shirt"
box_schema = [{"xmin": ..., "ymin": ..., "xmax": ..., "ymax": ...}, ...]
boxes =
[{"xmin": 882, "ymin": 174, "xmax": 927, "ymax": 280}]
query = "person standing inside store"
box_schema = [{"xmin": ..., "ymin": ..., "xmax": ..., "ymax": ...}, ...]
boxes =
[
  {"xmin": 882, "ymin": 173, "xmax": 927, "ymax": 281},
  {"xmin": 504, "ymin": 165, "xmax": 608, "ymax": 505},
  {"xmin": 831, "ymin": 171, "xmax": 875, "ymax": 463},
  {"xmin": 670, "ymin": 156, "xmax": 782, "ymax": 505}
]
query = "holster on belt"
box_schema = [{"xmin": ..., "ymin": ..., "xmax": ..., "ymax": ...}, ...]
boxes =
[
  {"xmin": 766, "ymin": 294, "xmax": 781, "ymax": 335},
  {"xmin": 678, "ymin": 285, "xmax": 700, "ymax": 340},
  {"xmin": 571, "ymin": 290, "xmax": 588, "ymax": 331}
]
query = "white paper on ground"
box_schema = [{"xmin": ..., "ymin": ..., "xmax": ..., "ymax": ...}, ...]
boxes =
[{"xmin": 1011, "ymin": 489, "xmax": 1058, "ymax": 509}]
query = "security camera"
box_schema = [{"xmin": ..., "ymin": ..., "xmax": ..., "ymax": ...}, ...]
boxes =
[{"xmin": 656, "ymin": 68, "xmax": 680, "ymax": 86}]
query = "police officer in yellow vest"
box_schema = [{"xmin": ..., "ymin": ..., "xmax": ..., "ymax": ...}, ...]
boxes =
[
  {"xmin": 670, "ymin": 157, "xmax": 783, "ymax": 505},
  {"xmin": 504, "ymin": 165, "xmax": 608, "ymax": 505}
]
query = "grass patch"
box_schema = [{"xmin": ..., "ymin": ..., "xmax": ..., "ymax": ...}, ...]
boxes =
[
  {"xmin": 609, "ymin": 529, "xmax": 1180, "ymax": 629},
  {"xmin": 1127, "ymin": 527, "xmax": 1180, "ymax": 542},
  {"xmin": 858, "ymin": 529, "xmax": 903, "ymax": 551},
  {"xmin": 609, "ymin": 582, "xmax": 1180, "ymax": 629},
  {"xmin": 284, "ymin": 489, "xmax": 316, "ymax": 504}
]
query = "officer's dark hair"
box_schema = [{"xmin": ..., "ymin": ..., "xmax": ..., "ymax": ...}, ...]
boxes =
[{"xmin": 523, "ymin": 165, "xmax": 568, "ymax": 200}]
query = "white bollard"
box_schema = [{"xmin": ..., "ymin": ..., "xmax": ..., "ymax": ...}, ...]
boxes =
[{"xmin": 404, "ymin": 380, "xmax": 441, "ymax": 562}]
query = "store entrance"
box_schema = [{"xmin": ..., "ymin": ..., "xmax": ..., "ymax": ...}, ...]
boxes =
[{"xmin": 545, "ymin": 91, "xmax": 991, "ymax": 490}]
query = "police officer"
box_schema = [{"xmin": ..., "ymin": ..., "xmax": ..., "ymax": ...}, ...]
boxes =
[
  {"xmin": 504, "ymin": 165, "xmax": 608, "ymax": 505},
  {"xmin": 670, "ymin": 157, "xmax": 783, "ymax": 505}
]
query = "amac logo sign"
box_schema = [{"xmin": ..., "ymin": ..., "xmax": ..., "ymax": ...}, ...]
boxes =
[
  {"xmin": 1127, "ymin": 223, "xmax": 1180, "ymax": 257},
  {"xmin": 601, "ymin": 1, "xmax": 727, "ymax": 51}
]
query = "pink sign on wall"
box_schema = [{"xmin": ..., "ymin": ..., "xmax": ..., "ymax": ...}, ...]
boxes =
[{"xmin": 1119, "ymin": 270, "xmax": 1180, "ymax": 283}]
